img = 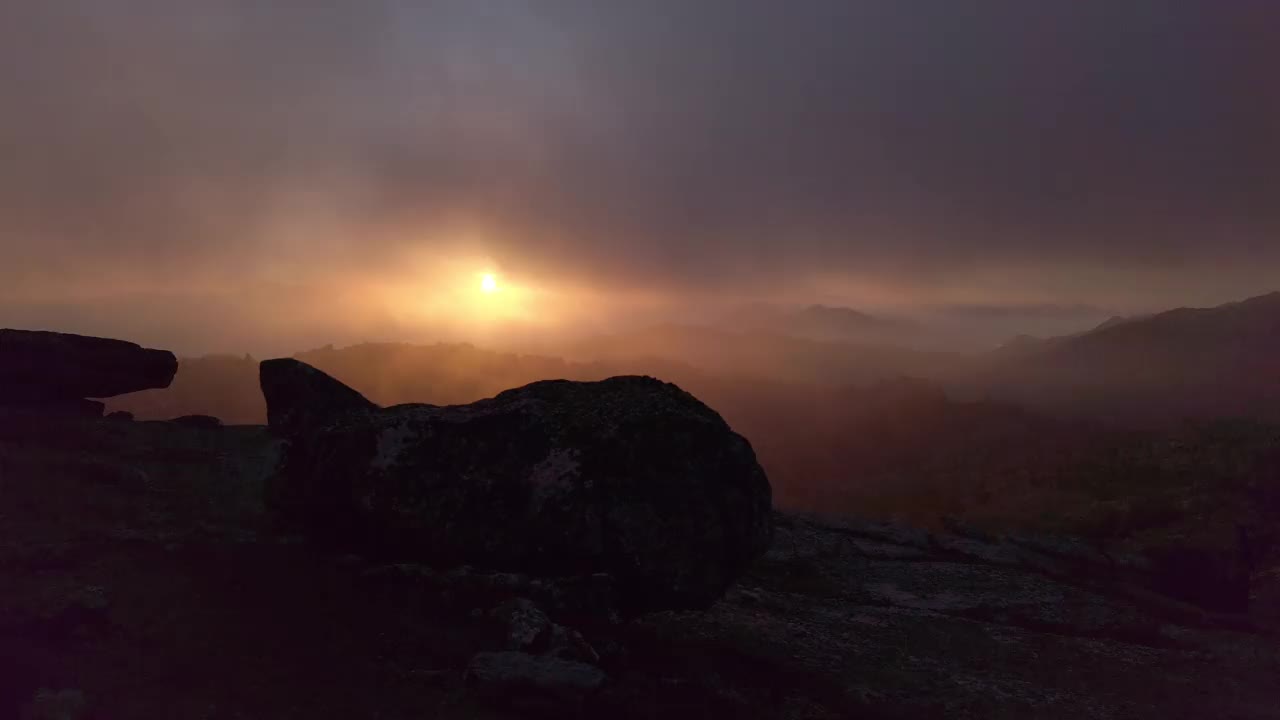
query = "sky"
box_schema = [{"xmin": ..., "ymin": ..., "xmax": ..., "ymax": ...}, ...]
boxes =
[{"xmin": 2, "ymin": 1, "xmax": 1278, "ymax": 354}]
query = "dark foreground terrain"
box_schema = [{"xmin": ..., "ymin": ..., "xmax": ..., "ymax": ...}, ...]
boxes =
[{"xmin": 3, "ymin": 413, "xmax": 1277, "ymax": 719}]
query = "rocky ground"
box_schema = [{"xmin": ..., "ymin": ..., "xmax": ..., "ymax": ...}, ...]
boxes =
[{"xmin": 3, "ymin": 412, "xmax": 1277, "ymax": 719}]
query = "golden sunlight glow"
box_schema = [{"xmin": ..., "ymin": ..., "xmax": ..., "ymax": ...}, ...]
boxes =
[{"xmin": 378, "ymin": 249, "xmax": 578, "ymax": 338}]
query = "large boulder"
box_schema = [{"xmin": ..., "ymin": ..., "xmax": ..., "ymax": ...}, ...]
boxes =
[
  {"xmin": 0, "ymin": 330, "xmax": 177, "ymax": 402},
  {"xmin": 260, "ymin": 358, "xmax": 376, "ymax": 431},
  {"xmin": 261, "ymin": 360, "xmax": 773, "ymax": 612}
]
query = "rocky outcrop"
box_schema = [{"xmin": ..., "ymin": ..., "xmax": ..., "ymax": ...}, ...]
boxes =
[
  {"xmin": 0, "ymin": 330, "xmax": 177, "ymax": 417},
  {"xmin": 259, "ymin": 358, "xmax": 376, "ymax": 432},
  {"xmin": 262, "ymin": 360, "xmax": 772, "ymax": 612},
  {"xmin": 0, "ymin": 329, "xmax": 178, "ymax": 400}
]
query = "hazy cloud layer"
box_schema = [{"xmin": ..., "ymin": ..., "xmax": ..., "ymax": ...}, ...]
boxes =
[{"xmin": 3, "ymin": 1, "xmax": 1278, "ymax": 351}]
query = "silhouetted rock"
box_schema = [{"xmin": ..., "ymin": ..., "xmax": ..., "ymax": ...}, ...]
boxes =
[
  {"xmin": 0, "ymin": 330, "xmax": 177, "ymax": 402},
  {"xmin": 264, "ymin": 360, "xmax": 772, "ymax": 612},
  {"xmin": 169, "ymin": 414, "xmax": 222, "ymax": 429},
  {"xmin": 259, "ymin": 358, "xmax": 376, "ymax": 432},
  {"xmin": 105, "ymin": 410, "xmax": 134, "ymax": 422}
]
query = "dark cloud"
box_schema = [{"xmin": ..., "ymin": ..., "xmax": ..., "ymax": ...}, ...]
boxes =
[{"xmin": 2, "ymin": 1, "xmax": 1278, "ymax": 349}]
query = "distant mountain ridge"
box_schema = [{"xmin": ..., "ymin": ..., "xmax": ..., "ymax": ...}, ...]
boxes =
[
  {"xmin": 974, "ymin": 291, "xmax": 1280, "ymax": 424},
  {"xmin": 112, "ymin": 290, "xmax": 1280, "ymax": 430},
  {"xmin": 719, "ymin": 301, "xmax": 1121, "ymax": 351},
  {"xmin": 990, "ymin": 314, "xmax": 1140, "ymax": 360},
  {"xmin": 561, "ymin": 323, "xmax": 962, "ymax": 387},
  {"xmin": 718, "ymin": 302, "xmax": 933, "ymax": 347}
]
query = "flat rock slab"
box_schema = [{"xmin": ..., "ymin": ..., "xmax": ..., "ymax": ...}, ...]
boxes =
[
  {"xmin": 0, "ymin": 329, "xmax": 177, "ymax": 401},
  {"xmin": 636, "ymin": 513, "xmax": 1280, "ymax": 719}
]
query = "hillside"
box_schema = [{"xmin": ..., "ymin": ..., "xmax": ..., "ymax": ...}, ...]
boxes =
[
  {"xmin": 561, "ymin": 324, "xmax": 962, "ymax": 386},
  {"xmin": 718, "ymin": 303, "xmax": 922, "ymax": 346},
  {"xmin": 973, "ymin": 292, "xmax": 1280, "ymax": 425}
]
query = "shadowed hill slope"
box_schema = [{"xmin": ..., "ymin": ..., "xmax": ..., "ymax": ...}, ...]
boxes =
[{"xmin": 974, "ymin": 292, "xmax": 1280, "ymax": 424}]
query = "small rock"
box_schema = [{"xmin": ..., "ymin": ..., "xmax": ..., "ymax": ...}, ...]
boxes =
[
  {"xmin": 105, "ymin": 410, "xmax": 134, "ymax": 422},
  {"xmin": 546, "ymin": 624, "xmax": 600, "ymax": 665},
  {"xmin": 334, "ymin": 553, "xmax": 366, "ymax": 568},
  {"xmin": 21, "ymin": 688, "xmax": 86, "ymax": 720},
  {"xmin": 465, "ymin": 651, "xmax": 606, "ymax": 708},
  {"xmin": 489, "ymin": 598, "xmax": 552, "ymax": 651},
  {"xmin": 594, "ymin": 639, "xmax": 629, "ymax": 668}
]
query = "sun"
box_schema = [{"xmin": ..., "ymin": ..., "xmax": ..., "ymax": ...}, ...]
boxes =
[{"xmin": 480, "ymin": 273, "xmax": 499, "ymax": 294}]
